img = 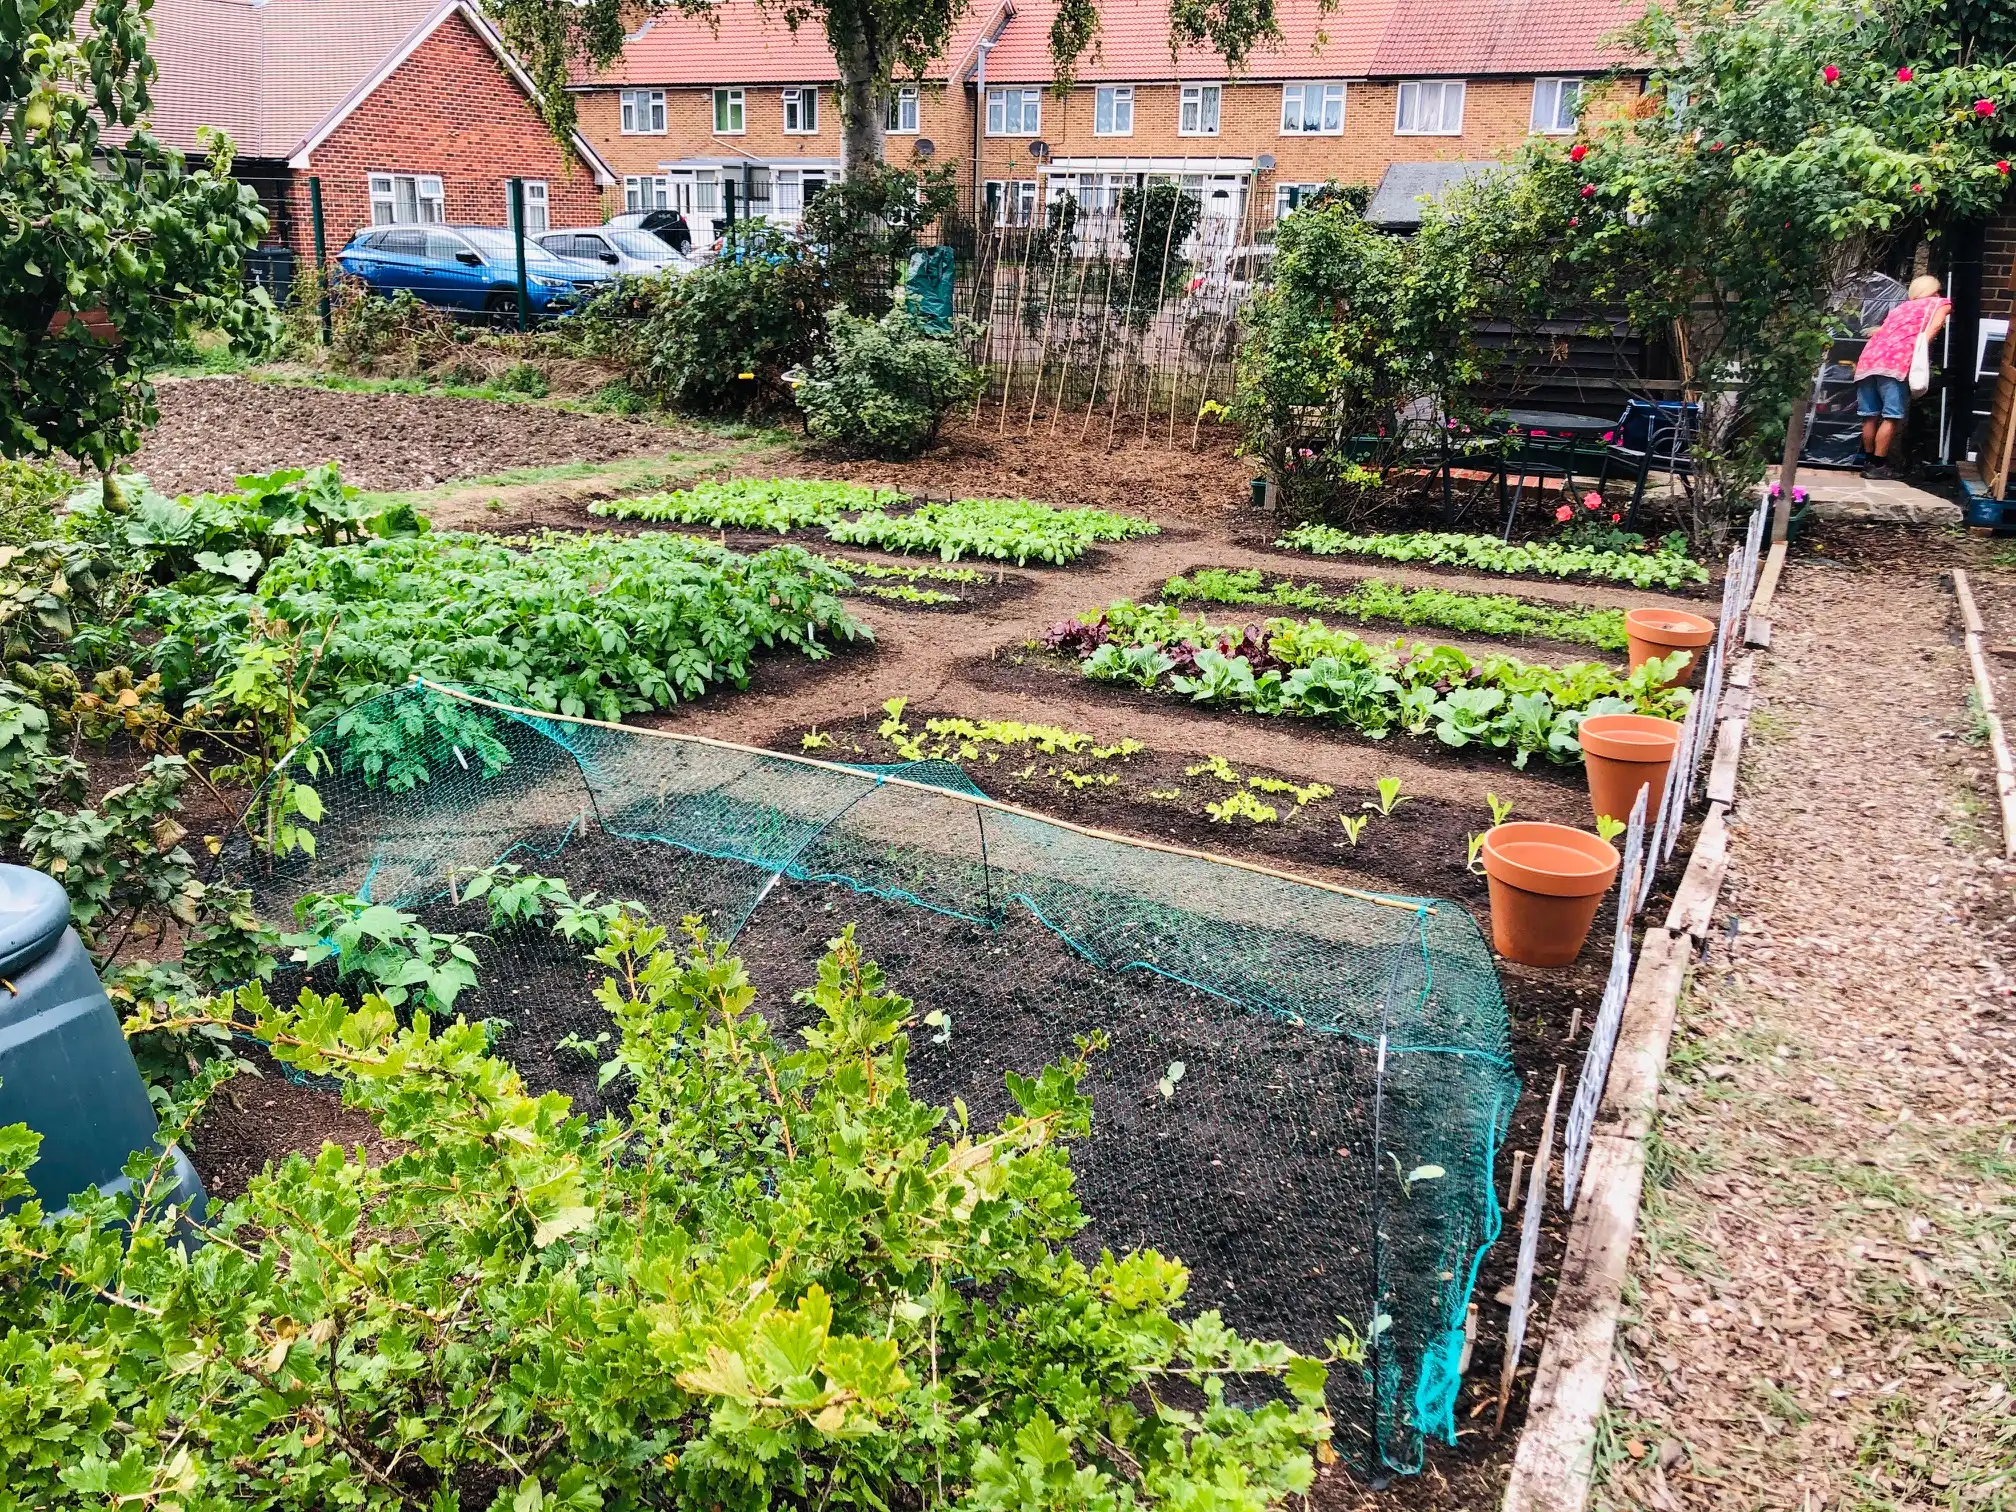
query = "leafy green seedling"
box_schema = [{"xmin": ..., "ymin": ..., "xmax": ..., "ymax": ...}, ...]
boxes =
[
  {"xmin": 1158, "ymin": 1060, "xmax": 1186, "ymax": 1099},
  {"xmin": 1485, "ymin": 792, "xmax": 1514, "ymax": 826},
  {"xmin": 923, "ymin": 1009, "xmax": 951, "ymax": 1045},
  {"xmin": 1338, "ymin": 814, "xmax": 1368, "ymax": 847},
  {"xmin": 801, "ymin": 728, "xmax": 832, "ymax": 750},
  {"xmin": 1594, "ymin": 814, "xmax": 1627, "ymax": 844},
  {"xmin": 1364, "ymin": 776, "xmax": 1411, "ymax": 816},
  {"xmin": 1466, "ymin": 833, "xmax": 1486, "ymax": 875}
]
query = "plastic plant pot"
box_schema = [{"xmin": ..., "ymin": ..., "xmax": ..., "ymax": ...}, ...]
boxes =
[
  {"xmin": 1480, "ymin": 821, "xmax": 1620, "ymax": 967},
  {"xmin": 1624, "ymin": 607, "xmax": 1715, "ymax": 688},
  {"xmin": 1578, "ymin": 712, "xmax": 1683, "ymax": 829},
  {"xmin": 0, "ymin": 863, "xmax": 206, "ymax": 1220}
]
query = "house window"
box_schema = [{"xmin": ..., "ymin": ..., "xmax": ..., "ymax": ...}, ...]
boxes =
[
  {"xmin": 368, "ymin": 172, "xmax": 444, "ymax": 225},
  {"xmin": 624, "ymin": 175, "xmax": 671, "ymax": 212},
  {"xmin": 1179, "ymin": 83, "xmax": 1221, "ymax": 136},
  {"xmin": 619, "ymin": 89, "xmax": 666, "ymax": 134},
  {"xmin": 713, "ymin": 87, "xmax": 745, "ymax": 133},
  {"xmin": 1531, "ymin": 77, "xmax": 1583, "ymax": 133},
  {"xmin": 782, "ymin": 86, "xmax": 819, "ymax": 134},
  {"xmin": 886, "ymin": 85, "xmax": 919, "ymax": 133},
  {"xmin": 984, "ymin": 178, "xmax": 1037, "ymax": 225},
  {"xmin": 512, "ymin": 179, "xmax": 549, "ymax": 234},
  {"xmin": 985, "ymin": 88, "xmax": 1041, "ymax": 136},
  {"xmin": 1280, "ymin": 82, "xmax": 1345, "ymax": 135},
  {"xmin": 1395, "ymin": 80, "xmax": 1465, "ymax": 134},
  {"xmin": 1273, "ymin": 181, "xmax": 1326, "ymax": 217},
  {"xmin": 1094, "ymin": 85, "xmax": 1134, "ymax": 135},
  {"xmin": 773, "ymin": 168, "xmax": 833, "ymax": 215}
]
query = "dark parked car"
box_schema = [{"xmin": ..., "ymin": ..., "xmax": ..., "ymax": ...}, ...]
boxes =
[
  {"xmin": 335, "ymin": 224, "xmax": 610, "ymax": 316},
  {"xmin": 605, "ymin": 209, "xmax": 693, "ymax": 253}
]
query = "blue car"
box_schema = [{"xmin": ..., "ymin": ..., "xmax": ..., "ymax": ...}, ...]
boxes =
[{"xmin": 335, "ymin": 224, "xmax": 611, "ymax": 316}]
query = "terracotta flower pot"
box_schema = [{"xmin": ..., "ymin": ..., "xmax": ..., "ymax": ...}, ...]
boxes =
[
  {"xmin": 1578, "ymin": 712, "xmax": 1683, "ymax": 828},
  {"xmin": 1624, "ymin": 607, "xmax": 1715, "ymax": 688},
  {"xmin": 1480, "ymin": 822, "xmax": 1620, "ymax": 967}
]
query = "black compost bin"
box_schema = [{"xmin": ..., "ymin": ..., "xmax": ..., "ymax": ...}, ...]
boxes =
[{"xmin": 0, "ymin": 864, "xmax": 207, "ymax": 1219}]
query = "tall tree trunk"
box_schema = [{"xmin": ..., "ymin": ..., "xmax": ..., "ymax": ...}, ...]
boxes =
[{"xmin": 832, "ymin": 32, "xmax": 886, "ymax": 179}]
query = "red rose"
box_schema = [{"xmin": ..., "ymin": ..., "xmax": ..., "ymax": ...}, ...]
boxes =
[
  {"xmin": 1911, "ymin": 182, "xmax": 1924, "ymax": 193},
  {"xmin": 2002, "ymin": 161, "xmax": 2013, "ymax": 174},
  {"xmin": 1580, "ymin": 183, "xmax": 1597, "ymax": 198},
  {"xmin": 1601, "ymin": 430, "xmax": 1615, "ymax": 442},
  {"xmin": 1977, "ymin": 100, "xmax": 1997, "ymax": 117},
  {"xmin": 1610, "ymin": 512, "xmax": 1622, "ymax": 523},
  {"xmin": 1897, "ymin": 66, "xmax": 1913, "ymax": 82},
  {"xmin": 1710, "ymin": 141, "xmax": 1723, "ymax": 151},
  {"xmin": 1569, "ymin": 143, "xmax": 1589, "ymax": 162},
  {"xmin": 1569, "ymin": 215, "xmax": 1581, "ymax": 226},
  {"xmin": 1554, "ymin": 504, "xmax": 1573, "ymax": 522},
  {"xmin": 1823, "ymin": 64, "xmax": 1839, "ymax": 83}
]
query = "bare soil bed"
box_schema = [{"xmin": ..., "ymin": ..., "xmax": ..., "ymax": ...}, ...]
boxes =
[{"xmin": 132, "ymin": 376, "xmax": 699, "ymax": 493}]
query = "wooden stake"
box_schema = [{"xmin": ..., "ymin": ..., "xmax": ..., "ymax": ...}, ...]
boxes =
[
  {"xmin": 1507, "ymin": 1148, "xmax": 1528, "ymax": 1211},
  {"xmin": 1952, "ymin": 570, "xmax": 2016, "ymax": 859}
]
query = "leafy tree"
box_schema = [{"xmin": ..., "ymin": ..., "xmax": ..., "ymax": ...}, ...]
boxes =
[
  {"xmin": 485, "ymin": 0, "xmax": 1305, "ymax": 177},
  {"xmin": 1, "ymin": 920, "xmax": 1347, "ymax": 1509},
  {"xmin": 1, "ymin": 0, "xmax": 271, "ymax": 476}
]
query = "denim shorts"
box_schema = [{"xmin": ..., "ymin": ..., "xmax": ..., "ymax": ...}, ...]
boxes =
[{"xmin": 1856, "ymin": 374, "xmax": 1909, "ymax": 421}]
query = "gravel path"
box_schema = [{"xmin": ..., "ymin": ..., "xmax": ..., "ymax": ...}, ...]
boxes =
[{"xmin": 1596, "ymin": 531, "xmax": 2016, "ymax": 1510}]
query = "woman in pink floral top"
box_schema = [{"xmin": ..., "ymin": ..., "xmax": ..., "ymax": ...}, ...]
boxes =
[{"xmin": 1854, "ymin": 275, "xmax": 1950, "ymax": 480}]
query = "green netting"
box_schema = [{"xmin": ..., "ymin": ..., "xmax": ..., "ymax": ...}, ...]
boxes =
[{"xmin": 223, "ymin": 680, "xmax": 1519, "ymax": 1477}]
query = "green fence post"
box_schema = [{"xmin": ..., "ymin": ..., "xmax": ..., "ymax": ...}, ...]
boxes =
[
  {"xmin": 509, "ymin": 177, "xmax": 529, "ymax": 332},
  {"xmin": 308, "ymin": 175, "xmax": 331, "ymax": 346}
]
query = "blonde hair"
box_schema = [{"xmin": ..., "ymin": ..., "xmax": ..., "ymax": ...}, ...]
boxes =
[{"xmin": 1909, "ymin": 274, "xmax": 1943, "ymax": 299}]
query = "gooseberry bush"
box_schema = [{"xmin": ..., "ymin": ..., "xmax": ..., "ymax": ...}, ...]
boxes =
[{"xmin": 1, "ymin": 921, "xmax": 1345, "ymax": 1510}]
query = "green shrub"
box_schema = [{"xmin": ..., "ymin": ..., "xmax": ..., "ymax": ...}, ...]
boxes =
[
  {"xmin": 0, "ymin": 459, "xmax": 73, "ymax": 545},
  {"xmin": 2, "ymin": 921, "xmax": 1342, "ymax": 1511},
  {"xmin": 635, "ymin": 226, "xmax": 828, "ymax": 413},
  {"xmin": 796, "ymin": 306, "xmax": 981, "ymax": 457}
]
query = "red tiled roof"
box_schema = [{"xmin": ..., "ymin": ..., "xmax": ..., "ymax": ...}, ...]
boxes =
[
  {"xmin": 589, "ymin": 0, "xmax": 1642, "ymax": 89},
  {"xmin": 141, "ymin": 0, "xmax": 450, "ymax": 157},
  {"xmin": 579, "ymin": 0, "xmax": 1011, "ymax": 86},
  {"xmin": 1367, "ymin": 0, "xmax": 1642, "ymax": 76},
  {"xmin": 978, "ymin": 0, "xmax": 1402, "ymax": 84}
]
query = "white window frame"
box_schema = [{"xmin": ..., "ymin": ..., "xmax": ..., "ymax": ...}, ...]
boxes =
[
  {"xmin": 1530, "ymin": 77, "xmax": 1583, "ymax": 134},
  {"xmin": 781, "ymin": 86, "xmax": 819, "ymax": 134},
  {"xmin": 984, "ymin": 178, "xmax": 1037, "ymax": 225},
  {"xmin": 985, "ymin": 87, "xmax": 1041, "ymax": 136},
  {"xmin": 885, "ymin": 85, "xmax": 919, "ymax": 133},
  {"xmin": 1279, "ymin": 81, "xmax": 1345, "ymax": 135},
  {"xmin": 713, "ymin": 87, "xmax": 745, "ymax": 134},
  {"xmin": 1395, "ymin": 79, "xmax": 1465, "ymax": 135},
  {"xmin": 1273, "ymin": 181, "xmax": 1326, "ymax": 217},
  {"xmin": 1178, "ymin": 83, "xmax": 1221, "ymax": 136},
  {"xmin": 619, "ymin": 88, "xmax": 666, "ymax": 135},
  {"xmin": 623, "ymin": 174, "xmax": 672, "ymax": 212},
  {"xmin": 1094, "ymin": 85, "xmax": 1134, "ymax": 136},
  {"xmin": 367, "ymin": 172, "xmax": 444, "ymax": 226},
  {"xmin": 514, "ymin": 179, "xmax": 549, "ymax": 234}
]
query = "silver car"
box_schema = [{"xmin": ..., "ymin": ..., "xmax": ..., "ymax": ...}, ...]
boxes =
[{"xmin": 537, "ymin": 226, "xmax": 700, "ymax": 278}]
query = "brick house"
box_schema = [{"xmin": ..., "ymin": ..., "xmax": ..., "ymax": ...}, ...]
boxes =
[
  {"xmin": 569, "ymin": 0, "xmax": 1640, "ymax": 235},
  {"xmin": 140, "ymin": 0, "xmax": 615, "ymax": 266},
  {"xmin": 568, "ymin": 2, "xmax": 1008, "ymax": 227}
]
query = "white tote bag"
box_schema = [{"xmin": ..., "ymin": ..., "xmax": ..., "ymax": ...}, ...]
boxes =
[{"xmin": 1908, "ymin": 323, "xmax": 1933, "ymax": 396}]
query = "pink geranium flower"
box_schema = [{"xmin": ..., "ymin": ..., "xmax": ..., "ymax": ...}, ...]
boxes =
[
  {"xmin": 1554, "ymin": 504, "xmax": 1573, "ymax": 522},
  {"xmin": 1583, "ymin": 491, "xmax": 1603, "ymax": 511}
]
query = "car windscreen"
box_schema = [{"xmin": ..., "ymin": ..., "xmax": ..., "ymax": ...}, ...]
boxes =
[
  {"xmin": 456, "ymin": 228, "xmax": 580, "ymax": 273},
  {"xmin": 605, "ymin": 230, "xmax": 678, "ymax": 260}
]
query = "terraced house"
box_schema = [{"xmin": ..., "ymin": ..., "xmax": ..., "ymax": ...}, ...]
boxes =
[{"xmin": 571, "ymin": 0, "xmax": 1644, "ymax": 235}]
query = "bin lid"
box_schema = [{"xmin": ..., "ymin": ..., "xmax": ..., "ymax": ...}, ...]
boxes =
[{"xmin": 0, "ymin": 864, "xmax": 73, "ymax": 977}]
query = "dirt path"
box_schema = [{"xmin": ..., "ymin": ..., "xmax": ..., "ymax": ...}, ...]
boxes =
[{"xmin": 1595, "ymin": 530, "xmax": 2016, "ymax": 1511}]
